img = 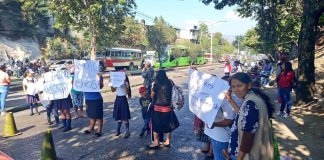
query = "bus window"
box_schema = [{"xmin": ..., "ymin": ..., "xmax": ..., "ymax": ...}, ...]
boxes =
[{"xmin": 116, "ymin": 52, "xmax": 121, "ymax": 57}]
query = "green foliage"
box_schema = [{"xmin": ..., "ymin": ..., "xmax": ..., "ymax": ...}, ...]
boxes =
[
  {"xmin": 0, "ymin": 0, "xmax": 50, "ymax": 40},
  {"xmin": 49, "ymin": 0, "xmax": 136, "ymax": 56},
  {"xmin": 119, "ymin": 16, "xmax": 148, "ymax": 48},
  {"xmin": 175, "ymin": 39, "xmax": 203, "ymax": 58},
  {"xmin": 201, "ymin": 0, "xmax": 302, "ymax": 55},
  {"xmin": 147, "ymin": 16, "xmax": 177, "ymax": 65}
]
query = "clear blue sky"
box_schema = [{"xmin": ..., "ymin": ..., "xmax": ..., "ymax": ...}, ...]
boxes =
[{"xmin": 135, "ymin": 0, "xmax": 256, "ymax": 37}]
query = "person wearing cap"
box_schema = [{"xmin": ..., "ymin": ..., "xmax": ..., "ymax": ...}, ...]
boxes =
[
  {"xmin": 0, "ymin": 63, "xmax": 11, "ymax": 116},
  {"xmin": 138, "ymin": 86, "xmax": 152, "ymax": 137},
  {"xmin": 70, "ymin": 67, "xmax": 85, "ymax": 119},
  {"xmin": 141, "ymin": 61, "xmax": 154, "ymax": 98},
  {"xmin": 22, "ymin": 69, "xmax": 40, "ymax": 116}
]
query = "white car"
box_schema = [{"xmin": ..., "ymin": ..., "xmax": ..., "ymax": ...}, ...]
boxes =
[{"xmin": 49, "ymin": 59, "xmax": 73, "ymax": 71}]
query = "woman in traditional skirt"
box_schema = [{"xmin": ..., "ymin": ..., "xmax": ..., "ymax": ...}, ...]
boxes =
[
  {"xmin": 22, "ymin": 69, "xmax": 40, "ymax": 116},
  {"xmin": 84, "ymin": 74, "xmax": 104, "ymax": 137},
  {"xmin": 111, "ymin": 71, "xmax": 131, "ymax": 138},
  {"xmin": 70, "ymin": 67, "xmax": 85, "ymax": 118},
  {"xmin": 147, "ymin": 70, "xmax": 179, "ymax": 149}
]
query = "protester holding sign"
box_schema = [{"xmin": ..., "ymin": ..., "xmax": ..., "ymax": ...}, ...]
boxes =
[
  {"xmin": 226, "ymin": 73, "xmax": 274, "ymax": 160},
  {"xmin": 70, "ymin": 67, "xmax": 85, "ymax": 118},
  {"xmin": 148, "ymin": 70, "xmax": 179, "ymax": 149},
  {"xmin": 204, "ymin": 76, "xmax": 243, "ymax": 160},
  {"xmin": 111, "ymin": 71, "xmax": 132, "ymax": 139},
  {"xmin": 22, "ymin": 69, "xmax": 40, "ymax": 116},
  {"xmin": 84, "ymin": 74, "xmax": 104, "ymax": 137},
  {"xmin": 191, "ymin": 67, "xmax": 213, "ymax": 158}
]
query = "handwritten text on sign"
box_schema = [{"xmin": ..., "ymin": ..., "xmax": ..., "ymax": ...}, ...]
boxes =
[
  {"xmin": 42, "ymin": 70, "xmax": 72, "ymax": 100},
  {"xmin": 109, "ymin": 72, "xmax": 125, "ymax": 87},
  {"xmin": 188, "ymin": 68, "xmax": 230, "ymax": 127},
  {"xmin": 73, "ymin": 60, "xmax": 100, "ymax": 92}
]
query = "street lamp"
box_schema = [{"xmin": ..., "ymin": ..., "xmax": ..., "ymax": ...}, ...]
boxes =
[{"xmin": 205, "ymin": 20, "xmax": 227, "ymax": 63}]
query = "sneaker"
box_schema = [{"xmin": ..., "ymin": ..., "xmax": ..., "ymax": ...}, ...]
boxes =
[
  {"xmin": 283, "ymin": 113, "xmax": 290, "ymax": 118},
  {"xmin": 0, "ymin": 112, "xmax": 5, "ymax": 116},
  {"xmin": 276, "ymin": 111, "xmax": 284, "ymax": 116}
]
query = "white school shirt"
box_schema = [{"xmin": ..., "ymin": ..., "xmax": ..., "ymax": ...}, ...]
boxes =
[
  {"xmin": 23, "ymin": 77, "xmax": 38, "ymax": 96},
  {"xmin": 116, "ymin": 81, "xmax": 129, "ymax": 96},
  {"xmin": 204, "ymin": 95, "xmax": 243, "ymax": 142}
]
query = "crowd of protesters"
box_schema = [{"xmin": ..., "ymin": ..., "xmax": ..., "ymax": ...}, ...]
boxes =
[{"xmin": 0, "ymin": 52, "xmax": 296, "ymax": 159}]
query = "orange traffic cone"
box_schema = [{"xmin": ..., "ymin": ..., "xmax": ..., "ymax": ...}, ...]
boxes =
[
  {"xmin": 41, "ymin": 129, "xmax": 57, "ymax": 160},
  {"xmin": 0, "ymin": 151, "xmax": 13, "ymax": 160},
  {"xmin": 2, "ymin": 112, "xmax": 22, "ymax": 138}
]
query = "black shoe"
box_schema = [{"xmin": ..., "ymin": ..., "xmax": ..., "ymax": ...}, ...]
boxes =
[
  {"xmin": 146, "ymin": 144, "xmax": 160, "ymax": 150},
  {"xmin": 63, "ymin": 127, "xmax": 71, "ymax": 132},
  {"xmin": 84, "ymin": 130, "xmax": 91, "ymax": 134},
  {"xmin": 48, "ymin": 122, "xmax": 53, "ymax": 125},
  {"xmin": 124, "ymin": 132, "xmax": 130, "ymax": 138},
  {"xmin": 94, "ymin": 133, "xmax": 102, "ymax": 137},
  {"xmin": 115, "ymin": 132, "xmax": 121, "ymax": 136},
  {"xmin": 30, "ymin": 113, "xmax": 34, "ymax": 116},
  {"xmin": 139, "ymin": 132, "xmax": 144, "ymax": 137}
]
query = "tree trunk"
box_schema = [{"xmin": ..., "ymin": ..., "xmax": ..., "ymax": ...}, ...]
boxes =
[
  {"xmin": 296, "ymin": 0, "xmax": 321, "ymax": 104},
  {"xmin": 90, "ymin": 34, "xmax": 96, "ymax": 60}
]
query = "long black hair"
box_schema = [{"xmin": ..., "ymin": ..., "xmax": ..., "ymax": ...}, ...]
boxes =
[
  {"xmin": 282, "ymin": 61, "xmax": 293, "ymax": 76},
  {"xmin": 155, "ymin": 70, "xmax": 169, "ymax": 84},
  {"xmin": 230, "ymin": 72, "xmax": 274, "ymax": 118}
]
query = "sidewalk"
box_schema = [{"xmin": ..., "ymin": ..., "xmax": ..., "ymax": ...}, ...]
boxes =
[{"xmin": 263, "ymin": 88, "xmax": 323, "ymax": 160}]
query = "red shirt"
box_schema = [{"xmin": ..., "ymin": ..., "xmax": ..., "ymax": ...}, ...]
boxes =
[{"xmin": 278, "ymin": 71, "xmax": 294, "ymax": 88}]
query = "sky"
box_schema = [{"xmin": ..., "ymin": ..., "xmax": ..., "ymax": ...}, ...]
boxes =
[{"xmin": 135, "ymin": 0, "xmax": 257, "ymax": 41}]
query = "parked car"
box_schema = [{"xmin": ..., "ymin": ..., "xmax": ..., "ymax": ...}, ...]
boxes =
[{"xmin": 49, "ymin": 59, "xmax": 73, "ymax": 71}]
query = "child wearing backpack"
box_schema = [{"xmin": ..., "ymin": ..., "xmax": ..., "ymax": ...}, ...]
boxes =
[
  {"xmin": 276, "ymin": 61, "xmax": 295, "ymax": 118},
  {"xmin": 138, "ymin": 86, "xmax": 151, "ymax": 137}
]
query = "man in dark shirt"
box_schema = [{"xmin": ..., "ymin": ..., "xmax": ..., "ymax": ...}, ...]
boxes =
[
  {"xmin": 138, "ymin": 86, "xmax": 151, "ymax": 137},
  {"xmin": 141, "ymin": 61, "xmax": 154, "ymax": 98}
]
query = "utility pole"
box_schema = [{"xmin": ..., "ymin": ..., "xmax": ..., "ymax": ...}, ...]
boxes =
[
  {"xmin": 238, "ymin": 39, "xmax": 240, "ymax": 55},
  {"xmin": 210, "ymin": 33, "xmax": 213, "ymax": 63}
]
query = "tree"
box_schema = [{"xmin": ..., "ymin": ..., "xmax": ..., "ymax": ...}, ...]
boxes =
[
  {"xmin": 201, "ymin": 0, "xmax": 324, "ymax": 104},
  {"xmin": 118, "ymin": 16, "xmax": 148, "ymax": 49},
  {"xmin": 241, "ymin": 28, "xmax": 261, "ymax": 54},
  {"xmin": 49, "ymin": 0, "xmax": 135, "ymax": 59},
  {"xmin": 147, "ymin": 16, "xmax": 177, "ymax": 67},
  {"xmin": 296, "ymin": 0, "xmax": 323, "ymax": 104},
  {"xmin": 197, "ymin": 23, "xmax": 210, "ymax": 51}
]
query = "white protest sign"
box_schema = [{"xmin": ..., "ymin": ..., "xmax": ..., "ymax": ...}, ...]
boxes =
[
  {"xmin": 188, "ymin": 68, "xmax": 230, "ymax": 127},
  {"xmin": 42, "ymin": 70, "xmax": 72, "ymax": 100},
  {"xmin": 109, "ymin": 72, "xmax": 125, "ymax": 87},
  {"xmin": 73, "ymin": 60, "xmax": 100, "ymax": 92}
]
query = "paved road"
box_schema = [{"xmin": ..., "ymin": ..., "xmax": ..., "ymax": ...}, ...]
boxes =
[{"xmin": 0, "ymin": 64, "xmax": 224, "ymax": 160}]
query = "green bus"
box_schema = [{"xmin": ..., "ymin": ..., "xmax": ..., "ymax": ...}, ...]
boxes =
[{"xmin": 154, "ymin": 45, "xmax": 206, "ymax": 68}]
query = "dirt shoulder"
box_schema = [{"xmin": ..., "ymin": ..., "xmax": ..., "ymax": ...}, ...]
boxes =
[{"xmin": 263, "ymin": 87, "xmax": 324, "ymax": 160}]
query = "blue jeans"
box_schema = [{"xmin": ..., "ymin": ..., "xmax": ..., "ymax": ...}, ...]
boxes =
[
  {"xmin": 211, "ymin": 139, "xmax": 229, "ymax": 160},
  {"xmin": 279, "ymin": 88, "xmax": 292, "ymax": 114},
  {"xmin": 0, "ymin": 85, "xmax": 9, "ymax": 112}
]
